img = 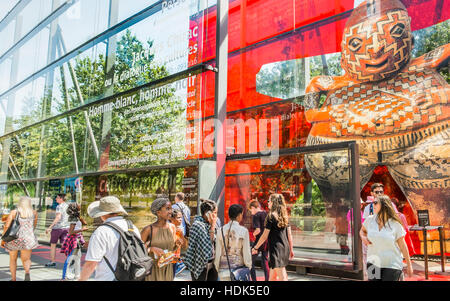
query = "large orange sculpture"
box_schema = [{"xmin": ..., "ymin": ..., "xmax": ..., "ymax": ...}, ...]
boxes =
[{"xmin": 304, "ymin": 0, "xmax": 449, "ymax": 227}]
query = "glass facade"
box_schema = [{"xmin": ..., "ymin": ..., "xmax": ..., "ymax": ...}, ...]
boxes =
[{"xmin": 0, "ymin": 0, "xmax": 448, "ymax": 276}]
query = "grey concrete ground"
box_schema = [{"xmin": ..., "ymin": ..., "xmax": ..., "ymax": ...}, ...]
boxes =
[
  {"xmin": 0, "ymin": 245, "xmax": 339, "ymax": 281},
  {"xmin": 2, "ymin": 244, "xmax": 446, "ymax": 281}
]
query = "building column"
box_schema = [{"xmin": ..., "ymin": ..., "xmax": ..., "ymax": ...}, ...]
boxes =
[
  {"xmin": 198, "ymin": 0, "xmax": 228, "ymax": 224},
  {"xmin": 98, "ymin": 0, "xmax": 119, "ymax": 171},
  {"xmin": 0, "ymin": 14, "xmax": 23, "ymax": 207}
]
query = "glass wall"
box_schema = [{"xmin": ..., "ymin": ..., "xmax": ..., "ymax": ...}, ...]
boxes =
[
  {"xmin": 0, "ymin": 0, "xmax": 216, "ymax": 135},
  {"xmin": 0, "ymin": 0, "xmax": 216, "ymax": 245},
  {"xmin": 223, "ymin": 0, "xmax": 450, "ymax": 262},
  {"xmin": 0, "ymin": 0, "xmax": 448, "ymax": 271}
]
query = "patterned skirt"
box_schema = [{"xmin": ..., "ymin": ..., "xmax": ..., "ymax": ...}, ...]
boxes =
[{"xmin": 4, "ymin": 217, "xmax": 39, "ymax": 251}]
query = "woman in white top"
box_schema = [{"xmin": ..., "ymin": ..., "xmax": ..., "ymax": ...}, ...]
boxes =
[
  {"xmin": 360, "ymin": 195, "xmax": 413, "ymax": 281},
  {"xmin": 215, "ymin": 204, "xmax": 252, "ymax": 281}
]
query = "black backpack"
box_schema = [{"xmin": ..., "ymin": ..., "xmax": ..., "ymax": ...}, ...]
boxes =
[{"xmin": 101, "ymin": 220, "xmax": 153, "ymax": 281}]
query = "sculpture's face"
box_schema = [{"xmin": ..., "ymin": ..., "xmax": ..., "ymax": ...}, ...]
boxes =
[{"xmin": 341, "ymin": 9, "xmax": 412, "ymax": 82}]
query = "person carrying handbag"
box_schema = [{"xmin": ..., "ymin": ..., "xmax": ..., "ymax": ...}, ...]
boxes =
[
  {"xmin": 214, "ymin": 204, "xmax": 252, "ymax": 281},
  {"xmin": 1, "ymin": 197, "xmax": 38, "ymax": 281}
]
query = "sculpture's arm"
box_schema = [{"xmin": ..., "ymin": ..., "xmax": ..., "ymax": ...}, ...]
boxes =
[
  {"xmin": 304, "ymin": 76, "xmax": 334, "ymax": 123},
  {"xmin": 412, "ymin": 43, "xmax": 449, "ymax": 70}
]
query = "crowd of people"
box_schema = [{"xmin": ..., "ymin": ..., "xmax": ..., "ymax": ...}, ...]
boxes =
[
  {"xmin": 0, "ymin": 192, "xmax": 294, "ymax": 281},
  {"xmin": 0, "ymin": 185, "xmax": 415, "ymax": 281}
]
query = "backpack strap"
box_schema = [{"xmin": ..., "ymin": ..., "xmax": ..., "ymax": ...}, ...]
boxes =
[
  {"xmin": 99, "ymin": 221, "xmax": 130, "ymax": 280},
  {"xmin": 220, "ymin": 224, "xmax": 234, "ymax": 280}
]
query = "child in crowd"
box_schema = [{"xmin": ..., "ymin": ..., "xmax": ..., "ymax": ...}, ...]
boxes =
[
  {"xmin": 170, "ymin": 208, "xmax": 187, "ymax": 276},
  {"xmin": 60, "ymin": 203, "xmax": 88, "ymax": 280}
]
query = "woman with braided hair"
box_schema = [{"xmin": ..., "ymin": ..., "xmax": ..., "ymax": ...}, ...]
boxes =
[{"xmin": 252, "ymin": 194, "xmax": 294, "ymax": 281}]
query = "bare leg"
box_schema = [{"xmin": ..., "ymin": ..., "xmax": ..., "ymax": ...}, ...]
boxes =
[
  {"xmin": 50, "ymin": 243, "xmax": 57, "ymax": 263},
  {"xmin": 20, "ymin": 249, "xmax": 32, "ymax": 275},
  {"xmin": 9, "ymin": 251, "xmax": 18, "ymax": 281},
  {"xmin": 269, "ymin": 268, "xmax": 278, "ymax": 281},
  {"xmin": 386, "ymin": 128, "xmax": 450, "ymax": 228},
  {"xmin": 280, "ymin": 267, "xmax": 289, "ymax": 281}
]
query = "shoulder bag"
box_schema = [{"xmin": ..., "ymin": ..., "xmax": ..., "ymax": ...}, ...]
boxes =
[
  {"xmin": 1, "ymin": 211, "xmax": 21, "ymax": 242},
  {"xmin": 221, "ymin": 223, "xmax": 251, "ymax": 281}
]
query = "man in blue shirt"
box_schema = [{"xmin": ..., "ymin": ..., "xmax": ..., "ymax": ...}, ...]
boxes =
[{"xmin": 172, "ymin": 192, "xmax": 190, "ymax": 236}]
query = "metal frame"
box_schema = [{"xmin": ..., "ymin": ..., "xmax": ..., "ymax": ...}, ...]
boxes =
[
  {"xmin": 0, "ymin": 159, "xmax": 199, "ymax": 185},
  {"xmin": 0, "ymin": 63, "xmax": 209, "ymax": 141},
  {"xmin": 0, "ymin": 0, "xmax": 74, "ymax": 63},
  {"xmin": 226, "ymin": 141, "xmax": 363, "ymax": 275},
  {"xmin": 0, "ymin": 0, "xmax": 176, "ymax": 103},
  {"xmin": 209, "ymin": 0, "xmax": 228, "ymax": 224},
  {"xmin": 0, "ymin": 0, "xmax": 31, "ymax": 30}
]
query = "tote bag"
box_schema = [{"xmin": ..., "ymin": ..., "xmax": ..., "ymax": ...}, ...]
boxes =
[{"xmin": 1, "ymin": 211, "xmax": 21, "ymax": 242}]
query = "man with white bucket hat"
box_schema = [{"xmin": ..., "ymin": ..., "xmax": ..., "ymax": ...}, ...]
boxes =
[{"xmin": 79, "ymin": 196, "xmax": 140, "ymax": 281}]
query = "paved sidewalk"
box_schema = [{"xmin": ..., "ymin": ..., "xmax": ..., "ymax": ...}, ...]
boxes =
[{"xmin": 0, "ymin": 245, "xmax": 339, "ymax": 281}]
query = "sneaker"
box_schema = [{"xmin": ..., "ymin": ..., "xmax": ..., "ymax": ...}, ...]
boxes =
[
  {"xmin": 175, "ymin": 262, "xmax": 186, "ymax": 276},
  {"xmin": 45, "ymin": 262, "xmax": 56, "ymax": 267}
]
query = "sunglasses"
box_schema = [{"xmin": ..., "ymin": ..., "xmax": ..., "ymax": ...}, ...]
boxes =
[{"xmin": 373, "ymin": 190, "xmax": 384, "ymax": 195}]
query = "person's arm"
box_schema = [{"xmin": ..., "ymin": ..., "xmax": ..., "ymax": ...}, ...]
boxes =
[
  {"xmin": 397, "ymin": 237, "xmax": 413, "ymax": 278},
  {"xmin": 46, "ymin": 212, "xmax": 61, "ymax": 234},
  {"xmin": 359, "ymin": 224, "xmax": 372, "ymax": 246},
  {"xmin": 170, "ymin": 223, "xmax": 185, "ymax": 250},
  {"xmin": 140, "ymin": 225, "xmax": 150, "ymax": 247},
  {"xmin": 252, "ymin": 229, "xmax": 270, "ymax": 254},
  {"xmin": 2, "ymin": 210, "xmax": 15, "ymax": 235},
  {"xmin": 207, "ymin": 212, "xmax": 218, "ymax": 242},
  {"xmin": 243, "ymin": 229, "xmax": 252, "ymax": 269},
  {"xmin": 33, "ymin": 210, "xmax": 38, "ymax": 229},
  {"xmin": 214, "ymin": 227, "xmax": 222, "ymax": 272},
  {"xmin": 141, "ymin": 225, "xmax": 164, "ymax": 257},
  {"xmin": 79, "ymin": 261, "xmax": 98, "ymax": 281},
  {"xmin": 252, "ymin": 214, "xmax": 261, "ymax": 237},
  {"xmin": 287, "ymin": 226, "xmax": 294, "ymax": 260}
]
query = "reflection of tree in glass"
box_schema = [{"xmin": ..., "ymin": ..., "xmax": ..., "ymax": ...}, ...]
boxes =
[
  {"xmin": 109, "ymin": 30, "xmax": 186, "ymax": 168},
  {"xmin": 256, "ymin": 60, "xmax": 306, "ymax": 99},
  {"xmin": 113, "ymin": 30, "xmax": 168, "ymax": 93},
  {"xmin": 292, "ymin": 179, "xmax": 325, "ymax": 232},
  {"xmin": 412, "ymin": 21, "xmax": 449, "ymax": 82}
]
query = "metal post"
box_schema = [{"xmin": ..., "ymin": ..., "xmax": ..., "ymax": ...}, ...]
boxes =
[
  {"xmin": 438, "ymin": 227, "xmax": 446, "ymax": 273},
  {"xmin": 0, "ymin": 14, "xmax": 23, "ymax": 203},
  {"xmin": 350, "ymin": 142, "xmax": 363, "ymax": 275},
  {"xmin": 211, "ymin": 0, "xmax": 228, "ymax": 225},
  {"xmin": 99, "ymin": 0, "xmax": 119, "ymax": 170},
  {"xmin": 55, "ymin": 28, "xmax": 100, "ymax": 161},
  {"xmin": 58, "ymin": 62, "xmax": 79, "ymax": 174},
  {"xmin": 423, "ymin": 228, "xmax": 429, "ymax": 279}
]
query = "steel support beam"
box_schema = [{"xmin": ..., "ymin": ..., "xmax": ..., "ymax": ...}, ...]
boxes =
[
  {"xmin": 55, "ymin": 26, "xmax": 100, "ymax": 160},
  {"xmin": 209, "ymin": 0, "xmax": 228, "ymax": 225}
]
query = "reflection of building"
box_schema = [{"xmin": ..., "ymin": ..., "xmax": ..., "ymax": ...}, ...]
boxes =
[{"xmin": 0, "ymin": 0, "xmax": 447, "ymax": 279}]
